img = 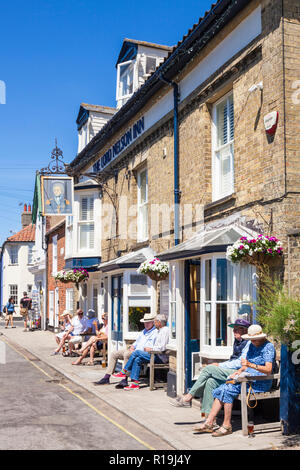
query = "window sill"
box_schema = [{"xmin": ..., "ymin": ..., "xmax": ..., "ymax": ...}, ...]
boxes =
[{"xmin": 204, "ymin": 193, "xmax": 236, "ymax": 212}]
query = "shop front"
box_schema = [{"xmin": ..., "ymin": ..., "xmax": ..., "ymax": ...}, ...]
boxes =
[
  {"xmin": 99, "ymin": 248, "xmax": 157, "ymax": 356},
  {"xmin": 160, "ymin": 223, "xmax": 257, "ymax": 393}
]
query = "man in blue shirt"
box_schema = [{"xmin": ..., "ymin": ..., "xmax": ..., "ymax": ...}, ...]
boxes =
[
  {"xmin": 169, "ymin": 317, "xmax": 251, "ymax": 414},
  {"xmin": 93, "ymin": 312, "xmax": 157, "ymax": 388}
]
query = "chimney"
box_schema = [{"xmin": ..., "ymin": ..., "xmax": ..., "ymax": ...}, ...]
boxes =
[{"xmin": 21, "ymin": 204, "xmax": 32, "ymax": 228}]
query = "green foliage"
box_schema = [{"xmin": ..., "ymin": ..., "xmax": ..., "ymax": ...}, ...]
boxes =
[{"xmin": 257, "ymin": 274, "xmax": 300, "ymax": 349}]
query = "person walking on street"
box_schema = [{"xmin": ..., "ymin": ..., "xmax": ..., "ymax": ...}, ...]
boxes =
[
  {"xmin": 20, "ymin": 292, "xmax": 32, "ymax": 332},
  {"xmin": 4, "ymin": 297, "xmax": 16, "ymax": 328}
]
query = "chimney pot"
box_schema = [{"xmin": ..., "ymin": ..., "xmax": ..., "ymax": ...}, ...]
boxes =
[{"xmin": 24, "ymin": 204, "xmax": 27, "ymax": 212}]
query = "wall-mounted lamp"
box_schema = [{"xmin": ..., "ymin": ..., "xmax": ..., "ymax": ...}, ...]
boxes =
[{"xmin": 248, "ymin": 81, "xmax": 263, "ymax": 93}]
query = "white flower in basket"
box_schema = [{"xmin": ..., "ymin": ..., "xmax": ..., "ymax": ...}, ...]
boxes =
[
  {"xmin": 137, "ymin": 258, "xmax": 169, "ymax": 281},
  {"xmin": 226, "ymin": 234, "xmax": 283, "ymax": 267}
]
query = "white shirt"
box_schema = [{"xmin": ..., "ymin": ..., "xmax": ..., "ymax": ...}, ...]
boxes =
[
  {"xmin": 153, "ymin": 326, "xmax": 169, "ymax": 363},
  {"xmin": 71, "ymin": 316, "xmax": 87, "ymax": 336}
]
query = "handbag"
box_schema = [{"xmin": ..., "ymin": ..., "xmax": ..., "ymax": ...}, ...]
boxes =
[
  {"xmin": 3, "ymin": 306, "xmax": 7, "ymax": 314},
  {"xmin": 20, "ymin": 307, "xmax": 28, "ymax": 316}
]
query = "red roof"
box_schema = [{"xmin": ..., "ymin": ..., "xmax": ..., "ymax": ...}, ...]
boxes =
[{"xmin": 7, "ymin": 224, "xmax": 35, "ymax": 243}]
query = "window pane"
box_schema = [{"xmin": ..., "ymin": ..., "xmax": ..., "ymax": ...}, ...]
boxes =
[
  {"xmin": 140, "ymin": 170, "xmax": 147, "ymax": 203},
  {"xmin": 236, "ymin": 263, "xmax": 255, "ymax": 303},
  {"xmin": 205, "ymin": 259, "xmax": 211, "ymax": 300},
  {"xmin": 129, "ymin": 307, "xmax": 149, "ymax": 332},
  {"xmin": 9, "ymin": 285, "xmax": 18, "ymax": 304},
  {"xmin": 130, "ymin": 274, "xmax": 148, "ymax": 294},
  {"xmin": 204, "ymin": 303, "xmax": 211, "ymax": 346},
  {"xmin": 217, "ymin": 258, "xmax": 227, "ymax": 301},
  {"xmin": 119, "ymin": 62, "xmax": 133, "ymax": 97},
  {"xmin": 146, "ymin": 57, "xmax": 157, "ymax": 74},
  {"xmin": 216, "ymin": 304, "xmax": 227, "ymax": 346}
]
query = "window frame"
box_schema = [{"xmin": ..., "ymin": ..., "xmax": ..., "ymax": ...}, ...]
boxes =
[
  {"xmin": 116, "ymin": 60, "xmax": 135, "ymax": 101},
  {"xmin": 78, "ymin": 195, "xmax": 95, "ymax": 252},
  {"xmin": 9, "ymin": 284, "xmax": 18, "ymax": 305},
  {"xmin": 137, "ymin": 167, "xmax": 148, "ymax": 243},
  {"xmin": 200, "ymin": 253, "xmax": 256, "ymax": 357},
  {"xmin": 52, "ymin": 235, "xmax": 58, "ymax": 276},
  {"xmin": 9, "ymin": 245, "xmax": 19, "ymax": 265},
  {"xmin": 212, "ymin": 91, "xmax": 234, "ymax": 202}
]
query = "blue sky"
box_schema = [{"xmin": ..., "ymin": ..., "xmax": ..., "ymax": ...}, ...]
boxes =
[{"xmin": 0, "ymin": 0, "xmax": 213, "ymax": 244}]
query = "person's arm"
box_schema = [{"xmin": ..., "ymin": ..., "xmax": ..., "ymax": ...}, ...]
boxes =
[{"xmin": 241, "ymin": 358, "xmax": 273, "ymax": 374}]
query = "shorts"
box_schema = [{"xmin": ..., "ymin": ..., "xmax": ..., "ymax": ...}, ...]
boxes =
[
  {"xmin": 68, "ymin": 335, "xmax": 82, "ymax": 345},
  {"xmin": 20, "ymin": 308, "xmax": 28, "ymax": 317}
]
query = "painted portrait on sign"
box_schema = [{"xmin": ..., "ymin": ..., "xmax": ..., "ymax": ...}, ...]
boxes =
[{"xmin": 42, "ymin": 176, "xmax": 73, "ymax": 216}]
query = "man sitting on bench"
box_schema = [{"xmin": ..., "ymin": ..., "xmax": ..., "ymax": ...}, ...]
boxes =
[{"xmin": 119, "ymin": 314, "xmax": 169, "ymax": 391}]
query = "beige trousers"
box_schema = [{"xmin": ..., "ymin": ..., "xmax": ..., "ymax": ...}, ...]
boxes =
[{"xmin": 107, "ymin": 348, "xmax": 132, "ymax": 375}]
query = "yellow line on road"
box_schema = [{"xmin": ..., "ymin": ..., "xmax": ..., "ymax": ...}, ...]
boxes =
[
  {"xmin": 58, "ymin": 382, "xmax": 155, "ymax": 450},
  {"xmin": 1, "ymin": 337, "xmax": 155, "ymax": 450}
]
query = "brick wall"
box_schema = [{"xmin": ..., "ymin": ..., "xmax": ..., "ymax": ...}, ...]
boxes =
[{"xmin": 47, "ymin": 221, "xmax": 77, "ymax": 324}]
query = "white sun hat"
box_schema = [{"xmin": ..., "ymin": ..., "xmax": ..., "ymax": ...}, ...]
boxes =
[{"xmin": 241, "ymin": 324, "xmax": 267, "ymax": 340}]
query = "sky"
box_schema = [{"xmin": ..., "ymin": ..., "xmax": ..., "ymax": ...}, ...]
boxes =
[{"xmin": 0, "ymin": 0, "xmax": 214, "ymax": 245}]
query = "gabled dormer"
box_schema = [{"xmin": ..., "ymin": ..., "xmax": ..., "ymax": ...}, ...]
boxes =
[
  {"xmin": 76, "ymin": 103, "xmax": 116, "ymax": 153},
  {"xmin": 116, "ymin": 38, "xmax": 172, "ymax": 109}
]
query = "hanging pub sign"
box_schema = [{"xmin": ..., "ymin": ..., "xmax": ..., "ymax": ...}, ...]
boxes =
[{"xmin": 41, "ymin": 176, "xmax": 73, "ymax": 216}]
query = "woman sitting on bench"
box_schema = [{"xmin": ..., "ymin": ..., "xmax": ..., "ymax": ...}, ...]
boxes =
[
  {"xmin": 194, "ymin": 324, "xmax": 276, "ymax": 437},
  {"xmin": 72, "ymin": 313, "xmax": 108, "ymax": 366}
]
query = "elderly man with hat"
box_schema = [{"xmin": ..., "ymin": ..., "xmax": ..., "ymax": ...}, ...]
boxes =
[
  {"xmin": 93, "ymin": 312, "xmax": 158, "ymax": 387},
  {"xmin": 121, "ymin": 313, "xmax": 170, "ymax": 390},
  {"xmin": 170, "ymin": 314, "xmax": 251, "ymax": 414}
]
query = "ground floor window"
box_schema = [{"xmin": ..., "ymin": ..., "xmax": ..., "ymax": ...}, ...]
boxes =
[
  {"xmin": 66, "ymin": 288, "xmax": 74, "ymax": 314},
  {"xmin": 187, "ymin": 255, "xmax": 255, "ymax": 354},
  {"xmin": 9, "ymin": 285, "xmax": 18, "ymax": 305}
]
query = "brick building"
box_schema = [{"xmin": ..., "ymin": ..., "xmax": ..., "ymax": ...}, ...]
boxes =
[
  {"xmin": 46, "ymin": 218, "xmax": 77, "ymax": 330},
  {"xmin": 66, "ymin": 0, "xmax": 300, "ymax": 394}
]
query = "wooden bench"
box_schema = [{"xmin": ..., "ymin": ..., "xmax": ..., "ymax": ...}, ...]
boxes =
[
  {"xmin": 237, "ymin": 362, "xmax": 281, "ymax": 436},
  {"xmin": 147, "ymin": 350, "xmax": 169, "ymax": 391}
]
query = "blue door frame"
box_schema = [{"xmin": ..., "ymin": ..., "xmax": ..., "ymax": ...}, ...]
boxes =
[
  {"xmin": 111, "ymin": 275, "xmax": 123, "ymax": 342},
  {"xmin": 184, "ymin": 260, "xmax": 200, "ymax": 392}
]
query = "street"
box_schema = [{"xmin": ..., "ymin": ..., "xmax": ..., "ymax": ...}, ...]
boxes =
[{"xmin": 0, "ymin": 333, "xmax": 173, "ymax": 450}]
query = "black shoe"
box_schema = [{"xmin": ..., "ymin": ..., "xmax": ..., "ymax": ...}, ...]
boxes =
[
  {"xmin": 115, "ymin": 379, "xmax": 128, "ymax": 389},
  {"xmin": 93, "ymin": 377, "xmax": 110, "ymax": 386}
]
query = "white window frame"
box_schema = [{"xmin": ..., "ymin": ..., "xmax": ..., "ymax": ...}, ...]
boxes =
[
  {"xmin": 9, "ymin": 245, "xmax": 18, "ymax": 265},
  {"xmin": 52, "ymin": 235, "xmax": 58, "ymax": 276},
  {"xmin": 212, "ymin": 91, "xmax": 234, "ymax": 201},
  {"xmin": 78, "ymin": 195, "xmax": 95, "ymax": 252},
  {"xmin": 66, "ymin": 288, "xmax": 74, "ymax": 315},
  {"xmin": 9, "ymin": 284, "xmax": 18, "ymax": 305},
  {"xmin": 200, "ymin": 253, "xmax": 256, "ymax": 358},
  {"xmin": 28, "ymin": 244, "xmax": 34, "ymax": 265},
  {"xmin": 137, "ymin": 167, "xmax": 148, "ymax": 243},
  {"xmin": 116, "ymin": 60, "xmax": 135, "ymax": 101},
  {"xmin": 65, "ymin": 215, "xmax": 73, "ymax": 258}
]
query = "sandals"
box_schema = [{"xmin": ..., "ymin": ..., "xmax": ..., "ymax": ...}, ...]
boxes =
[
  {"xmin": 212, "ymin": 425, "xmax": 232, "ymax": 437},
  {"xmin": 193, "ymin": 421, "xmax": 214, "ymax": 433},
  {"xmin": 86, "ymin": 361, "xmax": 95, "ymax": 366}
]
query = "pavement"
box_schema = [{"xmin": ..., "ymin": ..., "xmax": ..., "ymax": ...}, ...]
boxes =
[{"xmin": 0, "ymin": 324, "xmax": 296, "ymax": 450}]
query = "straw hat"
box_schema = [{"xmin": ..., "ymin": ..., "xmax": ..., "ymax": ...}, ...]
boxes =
[
  {"xmin": 241, "ymin": 324, "xmax": 267, "ymax": 340},
  {"xmin": 60, "ymin": 310, "xmax": 71, "ymax": 318},
  {"xmin": 140, "ymin": 312, "xmax": 157, "ymax": 323}
]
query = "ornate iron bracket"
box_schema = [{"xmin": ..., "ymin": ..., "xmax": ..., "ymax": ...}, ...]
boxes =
[{"xmin": 40, "ymin": 139, "xmax": 69, "ymax": 175}]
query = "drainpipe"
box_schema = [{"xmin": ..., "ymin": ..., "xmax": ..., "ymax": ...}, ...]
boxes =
[{"xmin": 159, "ymin": 75, "xmax": 180, "ymax": 245}]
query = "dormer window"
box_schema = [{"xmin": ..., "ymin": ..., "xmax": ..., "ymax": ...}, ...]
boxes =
[
  {"xmin": 146, "ymin": 56, "xmax": 157, "ymax": 75},
  {"xmin": 117, "ymin": 60, "xmax": 135, "ymax": 101}
]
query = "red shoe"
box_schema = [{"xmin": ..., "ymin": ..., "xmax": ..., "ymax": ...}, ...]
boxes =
[
  {"xmin": 124, "ymin": 383, "xmax": 140, "ymax": 390},
  {"xmin": 112, "ymin": 371, "xmax": 127, "ymax": 378}
]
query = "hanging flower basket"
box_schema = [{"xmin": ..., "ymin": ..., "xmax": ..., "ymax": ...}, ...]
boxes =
[
  {"xmin": 226, "ymin": 234, "xmax": 283, "ymax": 269},
  {"xmin": 137, "ymin": 258, "xmax": 169, "ymax": 282},
  {"xmin": 55, "ymin": 268, "xmax": 89, "ymax": 286}
]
